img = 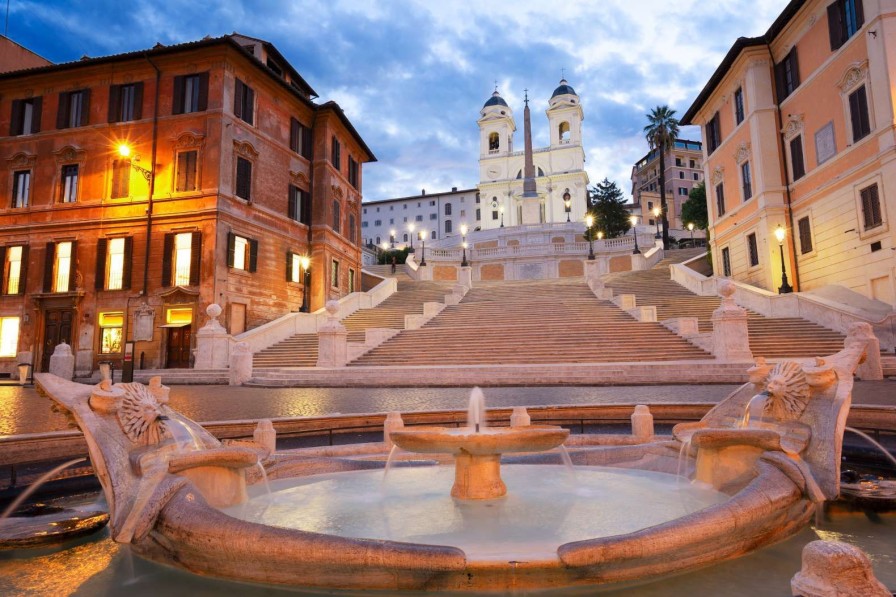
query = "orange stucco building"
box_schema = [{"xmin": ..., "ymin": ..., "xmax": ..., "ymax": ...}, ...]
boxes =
[
  {"xmin": 683, "ymin": 0, "xmax": 895, "ymax": 305},
  {"xmin": 0, "ymin": 34, "xmax": 374, "ymax": 376}
]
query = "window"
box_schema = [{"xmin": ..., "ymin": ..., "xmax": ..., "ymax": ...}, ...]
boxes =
[
  {"xmin": 476, "ymin": 194, "xmax": 481, "ymax": 204},
  {"xmin": 828, "ymin": 0, "xmax": 864, "ymax": 50},
  {"xmin": 798, "ymin": 216, "xmax": 813, "ymax": 254},
  {"xmin": 415, "ymin": 215, "xmax": 423, "ymax": 222},
  {"xmin": 287, "ymin": 252, "xmax": 302, "ymax": 283},
  {"xmin": 715, "ymin": 183, "xmax": 725, "ymax": 217},
  {"xmin": 476, "ymin": 208, "xmax": 481, "ymax": 220},
  {"xmin": 96, "ymin": 237, "xmax": 132, "ymax": 291},
  {"xmin": 721, "ymin": 247, "xmax": 731, "ymax": 276},
  {"xmin": 60, "ymin": 165, "xmax": 79, "ymax": 203},
  {"xmin": 675, "ymin": 157, "xmax": 683, "ymax": 167},
  {"xmin": 429, "ymin": 213, "xmax": 437, "ymax": 220},
  {"xmin": 227, "ymin": 232, "xmax": 258, "ymax": 272},
  {"xmin": 774, "ymin": 47, "xmax": 800, "ymax": 102},
  {"xmin": 111, "ymin": 159, "xmax": 130, "ymax": 198},
  {"xmin": 289, "ymin": 117, "xmax": 313, "ymax": 159},
  {"xmin": 1, "ymin": 245, "xmax": 26, "ymax": 295},
  {"xmin": 98, "ymin": 312, "xmax": 123, "ymax": 354},
  {"xmin": 460, "ymin": 210, "xmax": 465, "ymax": 217},
  {"xmin": 348, "ymin": 214, "xmax": 356, "ymax": 243},
  {"xmin": 162, "ymin": 231, "xmax": 201, "ymax": 287},
  {"xmin": 331, "ymin": 136, "xmax": 341, "ymax": 170},
  {"xmin": 647, "ymin": 201, "xmax": 654, "ymax": 210},
  {"xmin": 679, "ymin": 171, "xmax": 684, "ymax": 179},
  {"xmin": 734, "ymin": 87, "xmax": 745, "ymax": 125},
  {"xmin": 349, "ymin": 269, "xmax": 356, "ymax": 293},
  {"xmin": 860, "ymin": 183, "xmax": 882, "ymax": 230},
  {"xmin": 678, "ymin": 187, "xmax": 688, "ymax": 196},
  {"xmin": 56, "ymin": 89, "xmax": 90, "ymax": 129},
  {"xmin": 288, "ymin": 185, "xmax": 311, "ymax": 225},
  {"xmin": 348, "ymin": 156, "xmax": 359, "ymax": 188},
  {"xmin": 848, "ymin": 85, "xmax": 871, "ymax": 143},
  {"xmin": 747, "ymin": 233, "xmax": 759, "ymax": 267},
  {"xmin": 175, "ymin": 150, "xmax": 198, "ymax": 192},
  {"xmin": 233, "ymin": 79, "xmax": 255, "ymax": 125},
  {"xmin": 741, "ymin": 161, "xmax": 752, "ymax": 201},
  {"xmin": 693, "ymin": 173, "xmax": 699, "ymax": 181},
  {"xmin": 389, "ymin": 218, "xmax": 394, "ymax": 224},
  {"xmin": 235, "ymin": 157, "xmax": 252, "ymax": 201},
  {"xmin": 705, "ymin": 112, "xmax": 721, "ymax": 153},
  {"xmin": 9, "ymin": 96, "xmax": 42, "ymax": 135},
  {"xmin": 0, "ymin": 317, "xmax": 19, "ymax": 357},
  {"xmin": 173, "ymin": 73, "xmax": 209, "ymax": 114},
  {"xmin": 790, "ymin": 136, "xmax": 806, "ymax": 180},
  {"xmin": 12, "ymin": 170, "xmax": 30, "ymax": 208},
  {"xmin": 431, "ymin": 231, "xmax": 436, "ymax": 240},
  {"xmin": 445, "ymin": 220, "xmax": 452, "ymax": 234},
  {"xmin": 108, "ymin": 83, "xmax": 143, "ymax": 123},
  {"xmin": 331, "ymin": 259, "xmax": 339, "ymax": 288},
  {"xmin": 488, "ymin": 132, "xmax": 499, "ymax": 151},
  {"xmin": 689, "ymin": 159, "xmax": 696, "ymax": 168},
  {"xmin": 332, "ymin": 200, "xmax": 341, "ymax": 232},
  {"xmin": 374, "ymin": 219, "xmax": 382, "ymax": 226},
  {"xmin": 492, "ymin": 210, "xmax": 499, "ymax": 220},
  {"xmin": 44, "ymin": 241, "xmax": 75, "ymax": 292},
  {"xmin": 403, "ymin": 233, "xmax": 408, "ymax": 242},
  {"xmin": 430, "ymin": 200, "xmax": 436, "ymax": 207}
]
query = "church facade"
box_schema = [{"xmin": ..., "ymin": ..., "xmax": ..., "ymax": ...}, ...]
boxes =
[{"xmin": 476, "ymin": 80, "xmax": 589, "ymax": 230}]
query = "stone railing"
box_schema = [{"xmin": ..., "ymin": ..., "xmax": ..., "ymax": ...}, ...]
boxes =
[
  {"xmin": 670, "ymin": 254, "xmax": 717, "ymax": 296},
  {"xmin": 424, "ymin": 236, "xmax": 651, "ymax": 262}
]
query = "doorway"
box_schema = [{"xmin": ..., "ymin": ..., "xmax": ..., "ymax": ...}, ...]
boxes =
[
  {"xmin": 165, "ymin": 325, "xmax": 192, "ymax": 368},
  {"xmin": 41, "ymin": 309, "xmax": 74, "ymax": 371}
]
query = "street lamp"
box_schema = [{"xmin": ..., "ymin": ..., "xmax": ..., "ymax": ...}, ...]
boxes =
[
  {"xmin": 630, "ymin": 215, "xmax": 641, "ymax": 254},
  {"xmin": 687, "ymin": 222, "xmax": 695, "ymax": 246},
  {"xmin": 564, "ymin": 191, "xmax": 572, "ymax": 222},
  {"xmin": 774, "ymin": 225, "xmax": 793, "ymax": 294},
  {"xmin": 652, "ymin": 206, "xmax": 661, "ymax": 239},
  {"xmin": 585, "ymin": 214, "xmax": 595, "ymax": 260},
  {"xmin": 418, "ymin": 229, "xmax": 427, "ymax": 266},
  {"xmin": 460, "ymin": 223, "xmax": 469, "ymax": 267},
  {"xmin": 300, "ymin": 255, "xmax": 311, "ymax": 312},
  {"xmin": 499, "ymin": 205, "xmax": 505, "ymax": 228},
  {"xmin": 117, "ymin": 144, "xmax": 152, "ymax": 181},
  {"xmin": 407, "ymin": 223, "xmax": 416, "ymax": 253},
  {"xmin": 389, "ymin": 229, "xmax": 396, "ymax": 248}
]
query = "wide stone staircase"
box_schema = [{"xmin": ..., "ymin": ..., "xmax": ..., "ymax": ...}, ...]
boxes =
[
  {"xmin": 251, "ymin": 278, "xmax": 452, "ymax": 368},
  {"xmin": 600, "ymin": 250, "xmax": 847, "ymax": 359},
  {"xmin": 348, "ymin": 277, "xmax": 712, "ymax": 366}
]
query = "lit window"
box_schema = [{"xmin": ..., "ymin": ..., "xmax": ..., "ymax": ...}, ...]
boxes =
[
  {"xmin": 166, "ymin": 308, "xmax": 193, "ymax": 325},
  {"xmin": 54, "ymin": 241, "xmax": 72, "ymax": 292},
  {"xmin": 0, "ymin": 316, "xmax": 19, "ymax": 357},
  {"xmin": 227, "ymin": 233, "xmax": 257, "ymax": 272},
  {"xmin": 349, "ymin": 269, "xmax": 355, "ymax": 293},
  {"xmin": 98, "ymin": 312, "xmax": 123, "ymax": 354},
  {"xmin": 10, "ymin": 96, "xmax": 42, "ymax": 136},
  {"xmin": 331, "ymin": 259, "xmax": 339, "ymax": 288},
  {"xmin": 233, "ymin": 235, "xmax": 248, "ymax": 270},
  {"xmin": 289, "ymin": 253, "xmax": 301, "ymax": 283},
  {"xmin": 174, "ymin": 233, "xmax": 193, "ymax": 285},
  {"xmin": 3, "ymin": 246, "xmax": 23, "ymax": 295},
  {"xmin": 107, "ymin": 238, "xmax": 126, "ymax": 290}
]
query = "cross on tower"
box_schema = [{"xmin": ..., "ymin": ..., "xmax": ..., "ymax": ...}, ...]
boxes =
[
  {"xmin": 494, "ymin": 80, "xmax": 498, "ymax": 92},
  {"xmin": 561, "ymin": 67, "xmax": 566, "ymax": 80}
]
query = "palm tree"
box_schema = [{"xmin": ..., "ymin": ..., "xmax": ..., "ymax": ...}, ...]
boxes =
[{"xmin": 644, "ymin": 106, "xmax": 680, "ymax": 250}]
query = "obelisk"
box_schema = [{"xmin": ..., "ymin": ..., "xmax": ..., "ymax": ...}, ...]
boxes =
[{"xmin": 519, "ymin": 90, "xmax": 542, "ymax": 224}]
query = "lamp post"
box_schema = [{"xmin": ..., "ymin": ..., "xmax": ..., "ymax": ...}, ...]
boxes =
[
  {"xmin": 630, "ymin": 215, "xmax": 641, "ymax": 254},
  {"xmin": 688, "ymin": 222, "xmax": 695, "ymax": 246},
  {"xmin": 380, "ymin": 242, "xmax": 389, "ymax": 264},
  {"xmin": 460, "ymin": 223, "xmax": 469, "ymax": 267},
  {"xmin": 300, "ymin": 255, "xmax": 311, "ymax": 312},
  {"xmin": 564, "ymin": 191, "xmax": 572, "ymax": 222},
  {"xmin": 774, "ymin": 225, "xmax": 793, "ymax": 294},
  {"xmin": 585, "ymin": 214, "xmax": 596, "ymax": 260},
  {"xmin": 389, "ymin": 229, "xmax": 396, "ymax": 249},
  {"xmin": 418, "ymin": 229, "xmax": 427, "ymax": 266},
  {"xmin": 652, "ymin": 206, "xmax": 661, "ymax": 239},
  {"xmin": 499, "ymin": 205, "xmax": 505, "ymax": 228},
  {"xmin": 407, "ymin": 223, "xmax": 415, "ymax": 253}
]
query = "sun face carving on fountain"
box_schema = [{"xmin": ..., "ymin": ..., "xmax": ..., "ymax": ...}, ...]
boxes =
[
  {"xmin": 117, "ymin": 385, "xmax": 167, "ymax": 446},
  {"xmin": 761, "ymin": 362, "xmax": 810, "ymax": 421}
]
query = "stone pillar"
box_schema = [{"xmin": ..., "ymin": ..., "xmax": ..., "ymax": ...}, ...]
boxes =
[
  {"xmin": 194, "ymin": 304, "xmax": 231, "ymax": 369},
  {"xmin": 317, "ymin": 301, "xmax": 348, "ymax": 367},
  {"xmin": 458, "ymin": 266, "xmax": 473, "ymax": 289},
  {"xmin": 49, "ymin": 342, "xmax": 75, "ymax": 380},
  {"xmin": 711, "ymin": 280, "xmax": 753, "ymax": 362},
  {"xmin": 630, "ymin": 405, "xmax": 654, "ymax": 440},
  {"xmin": 383, "ymin": 411, "xmax": 404, "ymax": 448},
  {"xmin": 253, "ymin": 419, "xmax": 277, "ymax": 454},
  {"xmin": 791, "ymin": 540, "xmax": 889, "ymax": 597},
  {"xmin": 229, "ymin": 341, "xmax": 253, "ymax": 386},
  {"xmin": 510, "ymin": 406, "xmax": 531, "ymax": 428},
  {"xmin": 583, "ymin": 259, "xmax": 603, "ymax": 283},
  {"xmin": 847, "ymin": 322, "xmax": 883, "ymax": 380}
]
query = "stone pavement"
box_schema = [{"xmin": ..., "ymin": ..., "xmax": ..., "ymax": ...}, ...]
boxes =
[{"xmin": 1, "ymin": 380, "xmax": 893, "ymax": 437}]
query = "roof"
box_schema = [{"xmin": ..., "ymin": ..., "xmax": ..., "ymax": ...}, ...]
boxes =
[
  {"xmin": 317, "ymin": 101, "xmax": 377, "ymax": 162},
  {"xmin": 681, "ymin": 0, "xmax": 806, "ymax": 124},
  {"xmin": 551, "ymin": 79, "xmax": 576, "ymax": 98},
  {"xmin": 483, "ymin": 91, "xmax": 508, "ymax": 108}
]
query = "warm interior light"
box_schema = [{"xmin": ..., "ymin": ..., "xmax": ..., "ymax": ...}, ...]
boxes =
[
  {"xmin": 460, "ymin": 224, "xmax": 468, "ymax": 236},
  {"xmin": 418, "ymin": 229, "xmax": 426, "ymax": 239},
  {"xmin": 585, "ymin": 214, "xmax": 594, "ymax": 228},
  {"xmin": 300, "ymin": 256, "xmax": 310, "ymax": 270},
  {"xmin": 117, "ymin": 144, "xmax": 131, "ymax": 157},
  {"xmin": 774, "ymin": 225, "xmax": 786, "ymax": 244},
  {"xmin": 390, "ymin": 229, "xmax": 396, "ymax": 237}
]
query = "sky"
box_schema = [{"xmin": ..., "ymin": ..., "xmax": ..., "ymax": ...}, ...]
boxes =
[{"xmin": 4, "ymin": 0, "xmax": 788, "ymax": 202}]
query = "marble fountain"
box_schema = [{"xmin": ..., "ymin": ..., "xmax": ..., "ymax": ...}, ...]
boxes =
[{"xmin": 30, "ymin": 323, "xmax": 888, "ymax": 593}]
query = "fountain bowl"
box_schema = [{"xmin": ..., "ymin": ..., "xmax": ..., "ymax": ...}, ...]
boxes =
[{"xmin": 389, "ymin": 425, "xmax": 569, "ymax": 456}]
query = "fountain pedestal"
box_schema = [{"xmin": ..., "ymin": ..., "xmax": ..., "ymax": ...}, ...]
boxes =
[{"xmin": 453, "ymin": 452, "xmax": 505, "ymax": 499}]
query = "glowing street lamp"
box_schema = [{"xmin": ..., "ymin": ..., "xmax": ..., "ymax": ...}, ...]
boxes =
[
  {"xmin": 585, "ymin": 214, "xmax": 595, "ymax": 260},
  {"xmin": 407, "ymin": 223, "xmax": 416, "ymax": 253},
  {"xmin": 563, "ymin": 191, "xmax": 572, "ymax": 222},
  {"xmin": 300, "ymin": 255, "xmax": 311, "ymax": 312},
  {"xmin": 688, "ymin": 222, "xmax": 695, "ymax": 246},
  {"xmin": 499, "ymin": 205, "xmax": 505, "ymax": 228},
  {"xmin": 652, "ymin": 206, "xmax": 661, "ymax": 239},
  {"xmin": 117, "ymin": 143, "xmax": 152, "ymax": 181},
  {"xmin": 418, "ymin": 229, "xmax": 427, "ymax": 266},
  {"xmin": 630, "ymin": 215, "xmax": 641, "ymax": 254},
  {"xmin": 774, "ymin": 225, "xmax": 793, "ymax": 294},
  {"xmin": 460, "ymin": 223, "xmax": 469, "ymax": 267}
]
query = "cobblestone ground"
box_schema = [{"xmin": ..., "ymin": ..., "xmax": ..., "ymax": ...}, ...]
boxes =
[{"xmin": 1, "ymin": 380, "xmax": 893, "ymax": 436}]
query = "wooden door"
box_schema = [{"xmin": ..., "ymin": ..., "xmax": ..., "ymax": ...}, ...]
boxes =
[
  {"xmin": 166, "ymin": 326, "xmax": 192, "ymax": 368},
  {"xmin": 41, "ymin": 309, "xmax": 74, "ymax": 371}
]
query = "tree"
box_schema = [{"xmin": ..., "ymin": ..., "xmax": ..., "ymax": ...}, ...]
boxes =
[
  {"xmin": 587, "ymin": 178, "xmax": 631, "ymax": 239},
  {"xmin": 680, "ymin": 181, "xmax": 708, "ymax": 230},
  {"xmin": 644, "ymin": 105, "xmax": 680, "ymax": 250}
]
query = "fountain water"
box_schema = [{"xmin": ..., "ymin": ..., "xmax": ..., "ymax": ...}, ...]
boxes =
[
  {"xmin": 845, "ymin": 426, "xmax": 896, "ymax": 468},
  {"xmin": 0, "ymin": 457, "xmax": 87, "ymax": 520}
]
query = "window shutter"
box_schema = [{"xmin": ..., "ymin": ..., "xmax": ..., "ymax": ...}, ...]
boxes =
[
  {"xmin": 855, "ymin": 0, "xmax": 865, "ymax": 29},
  {"xmin": 67, "ymin": 241, "xmax": 77, "ymax": 291},
  {"xmin": 288, "ymin": 186, "xmax": 297, "ymax": 220},
  {"xmin": 245, "ymin": 86, "xmax": 254, "ymax": 125},
  {"xmin": 43, "ymin": 242, "xmax": 55, "ymax": 292},
  {"xmin": 302, "ymin": 125, "xmax": 313, "ymax": 159},
  {"xmin": 301, "ymin": 190, "xmax": 312, "ymax": 226},
  {"xmin": 197, "ymin": 72, "xmax": 209, "ymax": 111},
  {"xmin": 189, "ymin": 231, "xmax": 202, "ymax": 286},
  {"xmin": 248, "ymin": 238, "xmax": 258, "ymax": 273},
  {"xmin": 290, "ymin": 118, "xmax": 299, "ymax": 152},
  {"xmin": 790, "ymin": 137, "xmax": 805, "ymax": 180},
  {"xmin": 788, "ymin": 48, "xmax": 800, "ymax": 89},
  {"xmin": 95, "ymin": 237, "xmax": 108, "ymax": 290},
  {"xmin": 849, "ymin": 89, "xmax": 862, "ymax": 141},
  {"xmin": 827, "ymin": 2, "xmax": 843, "ymax": 51},
  {"xmin": 17, "ymin": 245, "xmax": 28, "ymax": 295},
  {"xmin": 31, "ymin": 97, "xmax": 42, "ymax": 133},
  {"xmin": 227, "ymin": 232, "xmax": 236, "ymax": 268},
  {"xmin": 9, "ymin": 100, "xmax": 22, "ymax": 135},
  {"xmin": 161, "ymin": 233, "xmax": 174, "ymax": 287},
  {"xmin": 234, "ymin": 79, "xmax": 244, "ymax": 120},
  {"xmin": 122, "ymin": 236, "xmax": 133, "ymax": 290},
  {"xmin": 176, "ymin": 152, "xmax": 187, "ymax": 192},
  {"xmin": 56, "ymin": 92, "xmax": 69, "ymax": 129},
  {"xmin": 0, "ymin": 246, "xmax": 5, "ymax": 292},
  {"xmin": 108, "ymin": 85, "xmax": 121, "ymax": 123},
  {"xmin": 773, "ymin": 60, "xmax": 787, "ymax": 103},
  {"xmin": 79, "ymin": 89, "xmax": 91, "ymax": 126},
  {"xmin": 286, "ymin": 251, "xmax": 293, "ymax": 281},
  {"xmin": 133, "ymin": 82, "xmax": 144, "ymax": 120},
  {"xmin": 172, "ymin": 76, "xmax": 184, "ymax": 115},
  {"xmin": 712, "ymin": 113, "xmax": 721, "ymax": 149}
]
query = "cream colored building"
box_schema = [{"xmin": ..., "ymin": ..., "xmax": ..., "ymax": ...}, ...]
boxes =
[
  {"xmin": 683, "ymin": 0, "xmax": 896, "ymax": 306},
  {"xmin": 477, "ymin": 81, "xmax": 589, "ymax": 229}
]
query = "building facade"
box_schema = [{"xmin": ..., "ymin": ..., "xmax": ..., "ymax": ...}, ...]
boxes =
[
  {"xmin": 477, "ymin": 81, "xmax": 590, "ymax": 229},
  {"xmin": 683, "ymin": 0, "xmax": 895, "ymax": 306},
  {"xmin": 630, "ymin": 139, "xmax": 704, "ymax": 228},
  {"xmin": 361, "ymin": 187, "xmax": 479, "ymax": 249},
  {"xmin": 0, "ymin": 33, "xmax": 373, "ymax": 376}
]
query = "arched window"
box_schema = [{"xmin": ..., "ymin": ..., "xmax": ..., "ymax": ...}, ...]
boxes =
[
  {"xmin": 445, "ymin": 203, "xmax": 452, "ymax": 216},
  {"xmin": 488, "ymin": 132, "xmax": 499, "ymax": 151},
  {"xmin": 376, "ymin": 236, "xmax": 380, "ymax": 244},
  {"xmin": 403, "ymin": 233, "xmax": 408, "ymax": 242},
  {"xmin": 559, "ymin": 121, "xmax": 570, "ymax": 142},
  {"xmin": 537, "ymin": 167, "xmax": 545, "ymax": 177},
  {"xmin": 516, "ymin": 170, "xmax": 522, "ymax": 179},
  {"xmin": 445, "ymin": 220, "xmax": 452, "ymax": 234}
]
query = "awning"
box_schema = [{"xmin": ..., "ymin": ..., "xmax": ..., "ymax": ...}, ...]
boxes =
[{"xmin": 159, "ymin": 322, "xmax": 191, "ymax": 328}]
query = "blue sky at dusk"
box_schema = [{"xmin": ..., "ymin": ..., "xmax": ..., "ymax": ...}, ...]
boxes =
[{"xmin": 4, "ymin": 0, "xmax": 787, "ymax": 201}]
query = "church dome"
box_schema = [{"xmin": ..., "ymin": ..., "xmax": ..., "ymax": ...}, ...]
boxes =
[
  {"xmin": 551, "ymin": 79, "xmax": 577, "ymax": 98},
  {"xmin": 483, "ymin": 90, "xmax": 508, "ymax": 108}
]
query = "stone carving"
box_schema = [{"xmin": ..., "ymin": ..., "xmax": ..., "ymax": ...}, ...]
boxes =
[
  {"xmin": 331, "ymin": 184, "xmax": 344, "ymax": 200},
  {"xmin": 791, "ymin": 540, "xmax": 889, "ymax": 597},
  {"xmin": 836, "ymin": 60, "xmax": 868, "ymax": 92},
  {"xmin": 6, "ymin": 151, "xmax": 37, "ymax": 169},
  {"xmin": 761, "ymin": 362, "xmax": 810, "ymax": 421},
  {"xmin": 133, "ymin": 303, "xmax": 155, "ymax": 342},
  {"xmin": 233, "ymin": 140, "xmax": 258, "ymax": 159},
  {"xmin": 53, "ymin": 145, "xmax": 85, "ymax": 164},
  {"xmin": 781, "ymin": 113, "xmax": 804, "ymax": 140},
  {"xmin": 175, "ymin": 131, "xmax": 205, "ymax": 148},
  {"xmin": 289, "ymin": 170, "xmax": 309, "ymax": 186},
  {"xmin": 733, "ymin": 142, "xmax": 751, "ymax": 164},
  {"xmin": 711, "ymin": 166, "xmax": 724, "ymax": 186},
  {"xmin": 117, "ymin": 384, "xmax": 167, "ymax": 445}
]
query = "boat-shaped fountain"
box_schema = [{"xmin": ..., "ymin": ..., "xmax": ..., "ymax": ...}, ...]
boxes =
[{"xmin": 33, "ymin": 323, "xmax": 878, "ymax": 592}]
